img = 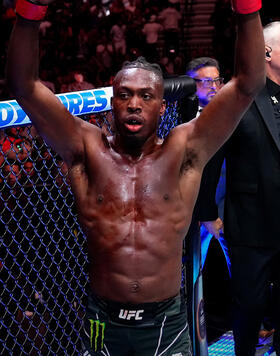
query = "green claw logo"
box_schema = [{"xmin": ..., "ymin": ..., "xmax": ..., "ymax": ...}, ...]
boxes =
[{"xmin": 89, "ymin": 319, "xmax": 106, "ymax": 351}]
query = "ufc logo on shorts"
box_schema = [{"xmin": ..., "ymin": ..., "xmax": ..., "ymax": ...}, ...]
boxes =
[{"xmin": 118, "ymin": 309, "xmax": 144, "ymax": 320}]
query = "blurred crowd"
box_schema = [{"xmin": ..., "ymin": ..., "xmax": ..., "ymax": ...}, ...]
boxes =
[
  {"xmin": 0, "ymin": 0, "xmax": 187, "ymax": 101},
  {"xmin": 0, "ymin": 0, "xmax": 278, "ymax": 181},
  {"xmin": 0, "ymin": 0, "xmax": 272, "ymax": 183},
  {"xmin": 1, "ymin": 0, "xmax": 278, "ymax": 101}
]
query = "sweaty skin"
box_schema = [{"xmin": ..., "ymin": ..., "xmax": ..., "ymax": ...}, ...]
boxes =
[
  {"xmin": 69, "ymin": 69, "xmax": 202, "ymax": 303},
  {"xmin": 7, "ymin": 10, "xmax": 265, "ymax": 304}
]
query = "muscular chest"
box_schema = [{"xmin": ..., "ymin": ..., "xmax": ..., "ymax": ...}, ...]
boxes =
[
  {"xmin": 93, "ymin": 154, "xmax": 178, "ymax": 211},
  {"xmin": 70, "ymin": 139, "xmax": 199, "ymax": 231}
]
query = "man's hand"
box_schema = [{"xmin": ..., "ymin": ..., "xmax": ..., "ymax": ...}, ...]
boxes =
[{"xmin": 201, "ymin": 218, "xmax": 224, "ymax": 239}]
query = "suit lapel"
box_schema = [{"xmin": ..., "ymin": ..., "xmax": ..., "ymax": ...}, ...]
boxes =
[{"xmin": 255, "ymin": 86, "xmax": 280, "ymax": 152}]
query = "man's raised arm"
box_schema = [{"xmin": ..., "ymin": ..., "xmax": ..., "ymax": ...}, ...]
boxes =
[
  {"xmin": 6, "ymin": 0, "xmax": 84, "ymax": 165},
  {"xmin": 189, "ymin": 0, "xmax": 265, "ymax": 165}
]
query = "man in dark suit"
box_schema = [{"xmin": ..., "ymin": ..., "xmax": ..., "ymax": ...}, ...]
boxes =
[
  {"xmin": 183, "ymin": 57, "xmax": 230, "ymax": 355},
  {"xmin": 200, "ymin": 21, "xmax": 280, "ymax": 356},
  {"xmin": 186, "ymin": 57, "xmax": 229, "ymax": 272}
]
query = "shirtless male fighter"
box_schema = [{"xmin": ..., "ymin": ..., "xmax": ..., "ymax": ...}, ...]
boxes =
[{"xmin": 7, "ymin": 0, "xmax": 264, "ymax": 354}]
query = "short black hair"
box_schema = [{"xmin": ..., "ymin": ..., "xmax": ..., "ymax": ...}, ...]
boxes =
[
  {"xmin": 186, "ymin": 57, "xmax": 220, "ymax": 77},
  {"xmin": 113, "ymin": 57, "xmax": 164, "ymax": 95},
  {"xmin": 121, "ymin": 56, "xmax": 163, "ymax": 78}
]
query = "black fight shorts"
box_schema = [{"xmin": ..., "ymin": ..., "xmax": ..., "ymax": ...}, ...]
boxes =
[{"xmin": 81, "ymin": 293, "xmax": 192, "ymax": 356}]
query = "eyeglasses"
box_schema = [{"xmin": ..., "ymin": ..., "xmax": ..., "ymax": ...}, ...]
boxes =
[
  {"xmin": 194, "ymin": 77, "xmax": 224, "ymax": 88},
  {"xmin": 266, "ymin": 45, "xmax": 272, "ymax": 56}
]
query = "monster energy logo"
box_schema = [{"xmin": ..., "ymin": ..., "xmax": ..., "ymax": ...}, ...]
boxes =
[{"xmin": 89, "ymin": 319, "xmax": 106, "ymax": 352}]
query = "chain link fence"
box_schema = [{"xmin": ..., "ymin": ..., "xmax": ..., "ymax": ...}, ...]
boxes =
[{"xmin": 0, "ymin": 99, "xmax": 189, "ymax": 355}]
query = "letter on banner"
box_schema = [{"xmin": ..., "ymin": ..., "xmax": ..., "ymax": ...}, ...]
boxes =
[
  {"xmin": 66, "ymin": 93, "xmax": 83, "ymax": 115},
  {"xmin": 9, "ymin": 101, "xmax": 29, "ymax": 125},
  {"xmin": 79, "ymin": 91, "xmax": 95, "ymax": 114},
  {"xmin": 0, "ymin": 102, "xmax": 14, "ymax": 126},
  {"xmin": 94, "ymin": 90, "xmax": 108, "ymax": 112},
  {"xmin": 0, "ymin": 87, "xmax": 114, "ymax": 128},
  {"xmin": 57, "ymin": 95, "xmax": 69, "ymax": 110}
]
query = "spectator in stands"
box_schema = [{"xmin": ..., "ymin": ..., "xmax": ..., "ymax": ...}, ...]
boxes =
[
  {"xmin": 22, "ymin": 159, "xmax": 36, "ymax": 185},
  {"xmin": 110, "ymin": 17, "xmax": 127, "ymax": 58},
  {"xmin": 2, "ymin": 159, "xmax": 21, "ymax": 188},
  {"xmin": 95, "ymin": 35, "xmax": 114, "ymax": 83},
  {"xmin": 167, "ymin": 0, "xmax": 180, "ymax": 11},
  {"xmin": 158, "ymin": 2, "xmax": 182, "ymax": 54},
  {"xmin": 76, "ymin": 27, "xmax": 90, "ymax": 60},
  {"xmin": 109, "ymin": 0, "xmax": 125, "ymax": 16},
  {"xmin": 123, "ymin": 0, "xmax": 136, "ymax": 15},
  {"xmin": 60, "ymin": 70, "xmax": 94, "ymax": 93},
  {"xmin": 39, "ymin": 18, "xmax": 52, "ymax": 37},
  {"xmin": 185, "ymin": 58, "xmax": 225, "ymax": 230},
  {"xmin": 0, "ymin": 134, "xmax": 31, "ymax": 162},
  {"xmin": 160, "ymin": 47, "xmax": 184, "ymax": 76},
  {"xmin": 183, "ymin": 57, "xmax": 227, "ymax": 351},
  {"xmin": 142, "ymin": 14, "xmax": 163, "ymax": 62}
]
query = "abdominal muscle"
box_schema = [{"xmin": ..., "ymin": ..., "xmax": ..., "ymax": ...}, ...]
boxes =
[{"xmin": 86, "ymin": 216, "xmax": 186, "ymax": 304}]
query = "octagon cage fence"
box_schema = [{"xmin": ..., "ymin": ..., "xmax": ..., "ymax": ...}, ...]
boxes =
[{"xmin": 0, "ymin": 76, "xmax": 197, "ymax": 356}]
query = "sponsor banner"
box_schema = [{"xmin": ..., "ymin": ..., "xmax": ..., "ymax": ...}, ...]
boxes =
[{"xmin": 0, "ymin": 87, "xmax": 113, "ymax": 129}]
